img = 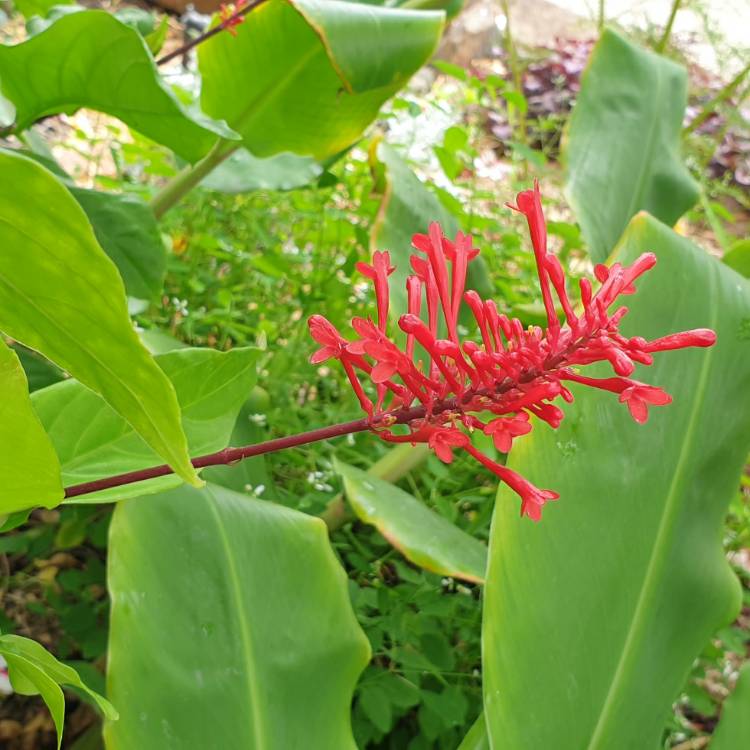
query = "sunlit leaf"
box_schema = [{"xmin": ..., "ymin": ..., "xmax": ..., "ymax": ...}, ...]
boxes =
[
  {"xmin": 0, "ymin": 10, "xmax": 237, "ymax": 162},
  {"xmin": 336, "ymin": 459, "xmax": 487, "ymax": 583},
  {"xmin": 198, "ymin": 0, "xmax": 444, "ymax": 161},
  {"xmin": 0, "ymin": 339, "xmax": 62, "ymax": 514},
  {"xmin": 0, "ymin": 150, "xmax": 199, "ymax": 486}
]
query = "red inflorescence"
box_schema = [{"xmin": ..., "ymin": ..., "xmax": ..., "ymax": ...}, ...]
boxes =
[
  {"xmin": 218, "ymin": 0, "xmax": 247, "ymax": 36},
  {"xmin": 308, "ymin": 182, "xmax": 716, "ymax": 521}
]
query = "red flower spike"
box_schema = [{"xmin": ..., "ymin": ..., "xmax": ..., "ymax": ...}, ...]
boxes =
[{"xmin": 308, "ymin": 182, "xmax": 717, "ymax": 521}]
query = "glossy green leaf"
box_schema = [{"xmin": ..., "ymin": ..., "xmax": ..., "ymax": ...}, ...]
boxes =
[
  {"xmin": 563, "ymin": 29, "xmax": 699, "ymax": 262},
  {"xmin": 0, "ymin": 150, "xmax": 199, "ymax": 486},
  {"xmin": 105, "ymin": 482, "xmax": 370, "ymax": 749},
  {"xmin": 711, "ymin": 662, "xmax": 750, "ymax": 749},
  {"xmin": 202, "ymin": 148, "xmax": 323, "ymax": 193},
  {"xmin": 336, "ymin": 459, "xmax": 487, "ymax": 583},
  {"xmin": 0, "ymin": 339, "xmax": 62, "ymax": 513},
  {"xmin": 483, "ymin": 214, "xmax": 750, "ymax": 749},
  {"xmin": 371, "ymin": 142, "xmax": 492, "ymax": 318},
  {"xmin": 457, "ymin": 713, "xmax": 489, "ymax": 750},
  {"xmin": 198, "ymin": 0, "xmax": 444, "ymax": 161},
  {"xmin": 723, "ymin": 239, "xmax": 750, "ymax": 278},
  {"xmin": 0, "ymin": 633, "xmax": 117, "ymax": 750},
  {"xmin": 32, "ymin": 347, "xmax": 260, "ymax": 503},
  {"xmin": 70, "ymin": 189, "xmax": 166, "ymax": 301},
  {"xmin": 0, "ymin": 10, "xmax": 236, "ymax": 162}
]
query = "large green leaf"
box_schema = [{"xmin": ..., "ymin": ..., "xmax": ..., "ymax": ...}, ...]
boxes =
[
  {"xmin": 336, "ymin": 459, "xmax": 487, "ymax": 583},
  {"xmin": 0, "ymin": 633, "xmax": 117, "ymax": 750},
  {"xmin": 198, "ymin": 0, "xmax": 444, "ymax": 161},
  {"xmin": 71, "ymin": 189, "xmax": 166, "ymax": 301},
  {"xmin": 563, "ymin": 29, "xmax": 699, "ymax": 262},
  {"xmin": 0, "ymin": 150, "xmax": 198, "ymax": 486},
  {"xmin": 0, "ymin": 10, "xmax": 236, "ymax": 162},
  {"xmin": 711, "ymin": 662, "xmax": 750, "ymax": 749},
  {"xmin": 371, "ymin": 142, "xmax": 492, "ymax": 319},
  {"xmin": 483, "ymin": 214, "xmax": 750, "ymax": 749},
  {"xmin": 32, "ymin": 347, "xmax": 260, "ymax": 503},
  {"xmin": 0, "ymin": 339, "xmax": 62, "ymax": 513},
  {"xmin": 105, "ymin": 482, "xmax": 370, "ymax": 749}
]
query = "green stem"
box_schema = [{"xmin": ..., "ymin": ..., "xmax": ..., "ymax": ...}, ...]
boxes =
[
  {"xmin": 319, "ymin": 443, "xmax": 431, "ymax": 532},
  {"xmin": 149, "ymin": 138, "xmax": 239, "ymax": 219},
  {"xmin": 598, "ymin": 0, "xmax": 605, "ymax": 31},
  {"xmin": 656, "ymin": 0, "xmax": 682, "ymax": 53},
  {"xmin": 684, "ymin": 62, "xmax": 750, "ymax": 136}
]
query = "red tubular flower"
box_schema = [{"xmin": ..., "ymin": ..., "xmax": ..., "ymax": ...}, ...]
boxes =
[
  {"xmin": 218, "ymin": 0, "xmax": 247, "ymax": 36},
  {"xmin": 308, "ymin": 183, "xmax": 716, "ymax": 521}
]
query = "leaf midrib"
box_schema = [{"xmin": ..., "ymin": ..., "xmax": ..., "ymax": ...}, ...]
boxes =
[
  {"xmin": 202, "ymin": 488, "xmax": 267, "ymax": 748},
  {"xmin": 585, "ymin": 262, "xmax": 719, "ymax": 750}
]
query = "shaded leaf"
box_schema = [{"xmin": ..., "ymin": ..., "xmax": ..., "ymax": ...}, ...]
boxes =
[
  {"xmin": 0, "ymin": 150, "xmax": 198, "ymax": 486},
  {"xmin": 0, "ymin": 10, "xmax": 236, "ymax": 162},
  {"xmin": 0, "ymin": 339, "xmax": 62, "ymax": 514},
  {"xmin": 32, "ymin": 347, "xmax": 260, "ymax": 503},
  {"xmin": 198, "ymin": 0, "xmax": 444, "ymax": 161},
  {"xmin": 71, "ymin": 189, "xmax": 166, "ymax": 301},
  {"xmin": 336, "ymin": 459, "xmax": 487, "ymax": 583},
  {"xmin": 483, "ymin": 214, "xmax": 750, "ymax": 749},
  {"xmin": 371, "ymin": 142, "xmax": 492, "ymax": 319},
  {"xmin": 711, "ymin": 662, "xmax": 750, "ymax": 749},
  {"xmin": 563, "ymin": 29, "xmax": 699, "ymax": 262},
  {"xmin": 105, "ymin": 482, "xmax": 370, "ymax": 749},
  {"xmin": 202, "ymin": 148, "xmax": 323, "ymax": 193}
]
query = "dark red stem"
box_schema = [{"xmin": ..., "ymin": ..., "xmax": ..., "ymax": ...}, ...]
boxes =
[{"xmin": 155, "ymin": 0, "xmax": 268, "ymax": 67}]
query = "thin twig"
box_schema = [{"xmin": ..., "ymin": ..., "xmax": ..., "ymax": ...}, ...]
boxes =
[{"xmin": 155, "ymin": 0, "xmax": 269, "ymax": 67}]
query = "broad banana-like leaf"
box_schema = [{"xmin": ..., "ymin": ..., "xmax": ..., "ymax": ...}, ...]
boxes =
[
  {"xmin": 336, "ymin": 459, "xmax": 487, "ymax": 583},
  {"xmin": 371, "ymin": 142, "xmax": 492, "ymax": 319},
  {"xmin": 0, "ymin": 151, "xmax": 199, "ymax": 487},
  {"xmin": 198, "ymin": 0, "xmax": 444, "ymax": 161},
  {"xmin": 483, "ymin": 214, "xmax": 750, "ymax": 749},
  {"xmin": 563, "ymin": 29, "xmax": 699, "ymax": 262},
  {"xmin": 0, "ymin": 10, "xmax": 236, "ymax": 162},
  {"xmin": 710, "ymin": 662, "xmax": 750, "ymax": 749},
  {"xmin": 32, "ymin": 347, "xmax": 260, "ymax": 504},
  {"xmin": 0, "ymin": 339, "xmax": 62, "ymax": 513},
  {"xmin": 105, "ymin": 482, "xmax": 370, "ymax": 749}
]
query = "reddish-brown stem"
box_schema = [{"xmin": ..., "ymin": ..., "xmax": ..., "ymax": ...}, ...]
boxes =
[{"xmin": 155, "ymin": 0, "xmax": 268, "ymax": 67}]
